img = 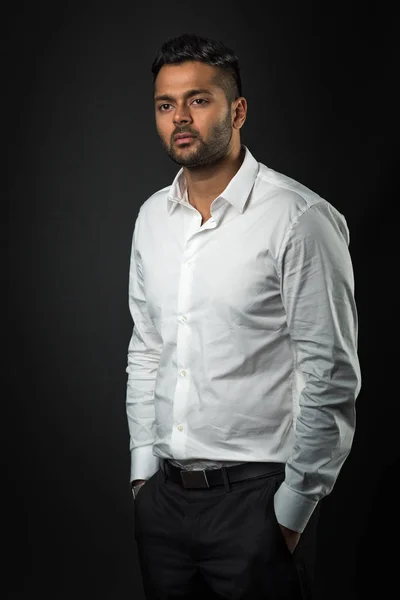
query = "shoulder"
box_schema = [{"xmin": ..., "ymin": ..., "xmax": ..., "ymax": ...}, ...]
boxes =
[
  {"xmin": 256, "ymin": 163, "xmax": 321, "ymax": 213},
  {"xmin": 257, "ymin": 164, "xmax": 349, "ymax": 241},
  {"xmin": 138, "ymin": 185, "xmax": 171, "ymax": 219}
]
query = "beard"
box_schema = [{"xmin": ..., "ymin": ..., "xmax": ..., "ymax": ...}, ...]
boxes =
[{"xmin": 159, "ymin": 107, "xmax": 233, "ymax": 169}]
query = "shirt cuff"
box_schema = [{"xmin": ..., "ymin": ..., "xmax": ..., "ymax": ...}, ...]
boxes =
[
  {"xmin": 273, "ymin": 481, "xmax": 318, "ymax": 533},
  {"xmin": 130, "ymin": 445, "xmax": 160, "ymax": 483}
]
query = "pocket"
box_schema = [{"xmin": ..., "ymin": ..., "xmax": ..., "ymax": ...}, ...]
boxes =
[
  {"xmin": 134, "ymin": 469, "xmax": 159, "ymax": 505},
  {"xmin": 134, "ymin": 470, "xmax": 161, "ymax": 539},
  {"xmin": 269, "ymin": 474, "xmax": 296, "ymax": 559},
  {"xmin": 134, "ymin": 483, "xmax": 146, "ymax": 500}
]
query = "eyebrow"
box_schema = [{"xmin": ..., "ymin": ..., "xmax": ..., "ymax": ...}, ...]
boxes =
[{"xmin": 154, "ymin": 88, "xmax": 214, "ymax": 103}]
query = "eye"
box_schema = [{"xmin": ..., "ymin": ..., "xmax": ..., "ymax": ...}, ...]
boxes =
[{"xmin": 157, "ymin": 99, "xmax": 209, "ymax": 112}]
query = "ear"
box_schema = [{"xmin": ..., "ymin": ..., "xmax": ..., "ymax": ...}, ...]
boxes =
[{"xmin": 233, "ymin": 98, "xmax": 247, "ymax": 129}]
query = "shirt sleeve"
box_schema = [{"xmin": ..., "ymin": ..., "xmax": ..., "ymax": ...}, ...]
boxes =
[
  {"xmin": 126, "ymin": 209, "xmax": 163, "ymax": 483},
  {"xmin": 274, "ymin": 200, "xmax": 362, "ymax": 533}
]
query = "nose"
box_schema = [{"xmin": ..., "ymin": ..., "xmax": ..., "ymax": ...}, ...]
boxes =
[{"xmin": 173, "ymin": 107, "xmax": 193, "ymax": 125}]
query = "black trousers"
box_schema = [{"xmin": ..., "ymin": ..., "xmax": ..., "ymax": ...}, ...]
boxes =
[{"xmin": 134, "ymin": 462, "xmax": 320, "ymax": 600}]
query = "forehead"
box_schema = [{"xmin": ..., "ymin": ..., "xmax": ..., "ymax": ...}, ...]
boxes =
[{"xmin": 154, "ymin": 61, "xmax": 220, "ymax": 97}]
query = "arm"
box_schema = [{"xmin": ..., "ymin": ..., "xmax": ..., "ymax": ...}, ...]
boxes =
[
  {"xmin": 274, "ymin": 201, "xmax": 362, "ymax": 534},
  {"xmin": 126, "ymin": 209, "xmax": 163, "ymax": 485}
]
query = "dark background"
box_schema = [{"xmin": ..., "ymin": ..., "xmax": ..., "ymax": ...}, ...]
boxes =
[{"xmin": 6, "ymin": 1, "xmax": 397, "ymax": 599}]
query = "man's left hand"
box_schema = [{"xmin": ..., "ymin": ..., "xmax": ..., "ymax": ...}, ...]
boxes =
[{"xmin": 279, "ymin": 524, "xmax": 301, "ymax": 553}]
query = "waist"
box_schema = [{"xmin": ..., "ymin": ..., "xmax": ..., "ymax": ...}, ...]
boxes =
[
  {"xmin": 167, "ymin": 458, "xmax": 245, "ymax": 470},
  {"xmin": 161, "ymin": 458, "xmax": 285, "ymax": 490}
]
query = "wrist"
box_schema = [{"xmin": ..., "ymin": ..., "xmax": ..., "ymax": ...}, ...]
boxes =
[
  {"xmin": 131, "ymin": 479, "xmax": 147, "ymax": 487},
  {"xmin": 132, "ymin": 481, "xmax": 146, "ymax": 500}
]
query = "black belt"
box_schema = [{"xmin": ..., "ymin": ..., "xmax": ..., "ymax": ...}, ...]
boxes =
[{"xmin": 161, "ymin": 459, "xmax": 285, "ymax": 490}]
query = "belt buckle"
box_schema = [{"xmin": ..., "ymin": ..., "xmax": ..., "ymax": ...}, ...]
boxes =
[{"xmin": 180, "ymin": 469, "xmax": 210, "ymax": 489}]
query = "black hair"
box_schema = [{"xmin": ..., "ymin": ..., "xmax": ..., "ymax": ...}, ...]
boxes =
[{"xmin": 151, "ymin": 33, "xmax": 242, "ymax": 104}]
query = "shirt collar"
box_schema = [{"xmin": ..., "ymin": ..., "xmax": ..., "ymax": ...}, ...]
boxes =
[{"xmin": 166, "ymin": 145, "xmax": 259, "ymax": 217}]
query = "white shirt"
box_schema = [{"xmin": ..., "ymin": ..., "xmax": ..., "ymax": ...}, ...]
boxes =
[{"xmin": 126, "ymin": 144, "xmax": 361, "ymax": 533}]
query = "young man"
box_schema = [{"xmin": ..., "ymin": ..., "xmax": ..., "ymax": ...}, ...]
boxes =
[{"xmin": 126, "ymin": 33, "xmax": 361, "ymax": 599}]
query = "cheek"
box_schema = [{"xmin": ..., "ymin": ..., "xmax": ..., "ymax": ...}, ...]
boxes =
[
  {"xmin": 155, "ymin": 125, "xmax": 169, "ymax": 142},
  {"xmin": 155, "ymin": 115, "xmax": 165, "ymax": 130},
  {"xmin": 156, "ymin": 120, "xmax": 173, "ymax": 140}
]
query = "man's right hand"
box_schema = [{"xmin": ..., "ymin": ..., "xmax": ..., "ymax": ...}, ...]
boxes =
[{"xmin": 132, "ymin": 479, "xmax": 147, "ymax": 486}]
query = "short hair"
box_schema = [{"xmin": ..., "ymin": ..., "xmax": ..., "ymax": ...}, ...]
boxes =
[{"xmin": 151, "ymin": 33, "xmax": 242, "ymax": 104}]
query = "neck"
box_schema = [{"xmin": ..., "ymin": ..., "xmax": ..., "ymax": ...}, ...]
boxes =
[{"xmin": 183, "ymin": 144, "xmax": 245, "ymax": 213}]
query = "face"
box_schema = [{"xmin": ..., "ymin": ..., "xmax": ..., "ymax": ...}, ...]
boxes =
[{"xmin": 154, "ymin": 61, "xmax": 236, "ymax": 168}]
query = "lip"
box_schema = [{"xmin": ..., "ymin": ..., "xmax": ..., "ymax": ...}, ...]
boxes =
[
  {"xmin": 175, "ymin": 134, "xmax": 195, "ymax": 141},
  {"xmin": 175, "ymin": 133, "xmax": 195, "ymax": 140},
  {"xmin": 175, "ymin": 136, "xmax": 195, "ymax": 145}
]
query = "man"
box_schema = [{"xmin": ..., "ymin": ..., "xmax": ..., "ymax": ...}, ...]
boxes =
[{"xmin": 126, "ymin": 33, "xmax": 361, "ymax": 600}]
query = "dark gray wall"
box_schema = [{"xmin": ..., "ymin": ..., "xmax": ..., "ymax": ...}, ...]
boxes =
[{"xmin": 7, "ymin": 2, "xmax": 396, "ymax": 599}]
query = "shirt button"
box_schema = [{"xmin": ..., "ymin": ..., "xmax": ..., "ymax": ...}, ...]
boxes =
[
  {"xmin": 187, "ymin": 261, "xmax": 192, "ymax": 267},
  {"xmin": 181, "ymin": 370, "xmax": 187, "ymax": 377},
  {"xmin": 177, "ymin": 425, "xmax": 183, "ymax": 432},
  {"xmin": 181, "ymin": 315, "xmax": 187, "ymax": 322}
]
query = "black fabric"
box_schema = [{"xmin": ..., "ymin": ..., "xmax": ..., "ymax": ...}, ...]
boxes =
[{"xmin": 134, "ymin": 465, "xmax": 320, "ymax": 599}]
